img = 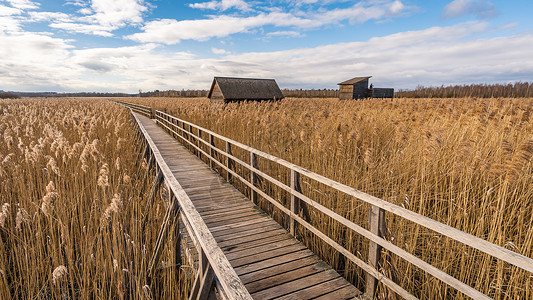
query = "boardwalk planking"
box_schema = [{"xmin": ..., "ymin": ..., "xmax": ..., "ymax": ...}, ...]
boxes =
[{"xmin": 134, "ymin": 113, "xmax": 360, "ymax": 299}]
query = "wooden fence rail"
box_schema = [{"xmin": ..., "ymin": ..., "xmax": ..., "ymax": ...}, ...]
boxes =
[{"xmin": 113, "ymin": 100, "xmax": 533, "ymax": 299}]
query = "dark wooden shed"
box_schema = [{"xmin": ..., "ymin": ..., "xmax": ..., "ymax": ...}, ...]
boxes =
[
  {"xmin": 338, "ymin": 76, "xmax": 394, "ymax": 100},
  {"xmin": 338, "ymin": 76, "xmax": 371, "ymax": 100},
  {"xmin": 207, "ymin": 77, "xmax": 284, "ymax": 103}
]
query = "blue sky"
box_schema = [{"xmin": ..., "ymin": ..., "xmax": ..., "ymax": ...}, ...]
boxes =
[{"xmin": 0, "ymin": 0, "xmax": 532, "ymax": 92}]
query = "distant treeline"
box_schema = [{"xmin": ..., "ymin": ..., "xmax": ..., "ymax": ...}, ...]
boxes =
[
  {"xmin": 396, "ymin": 82, "xmax": 533, "ymax": 98},
  {"xmin": 139, "ymin": 88, "xmax": 340, "ymax": 98},
  {"xmin": 133, "ymin": 82, "xmax": 533, "ymax": 100},
  {"xmin": 139, "ymin": 90, "xmax": 208, "ymax": 97},
  {"xmin": 282, "ymin": 89, "xmax": 339, "ymax": 98},
  {"xmin": 0, "ymin": 92, "xmax": 20, "ymax": 99},
  {"xmin": 6, "ymin": 92, "xmax": 135, "ymax": 98}
]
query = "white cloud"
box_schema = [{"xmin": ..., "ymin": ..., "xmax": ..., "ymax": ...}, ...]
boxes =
[
  {"xmin": 0, "ymin": 15, "xmax": 22, "ymax": 32},
  {"xmin": 0, "ymin": 4, "xmax": 21, "ymax": 15},
  {"xmin": 0, "ymin": 31, "xmax": 75, "ymax": 90},
  {"xmin": 29, "ymin": 11, "xmax": 72, "ymax": 22},
  {"xmin": 190, "ymin": 0, "xmax": 251, "ymax": 11},
  {"xmin": 50, "ymin": 0, "xmax": 148, "ymax": 36},
  {"xmin": 212, "ymin": 47, "xmax": 230, "ymax": 55},
  {"xmin": 50, "ymin": 22, "xmax": 116, "ymax": 37},
  {"xmin": 129, "ymin": 1, "xmax": 409, "ymax": 44},
  {"xmin": 82, "ymin": 0, "xmax": 147, "ymax": 26},
  {"xmin": 2, "ymin": 0, "xmax": 39, "ymax": 10},
  {"xmin": 444, "ymin": 0, "xmax": 498, "ymax": 19},
  {"xmin": 266, "ymin": 30, "xmax": 302, "ymax": 38},
  {"xmin": 2, "ymin": 22, "xmax": 532, "ymax": 92}
]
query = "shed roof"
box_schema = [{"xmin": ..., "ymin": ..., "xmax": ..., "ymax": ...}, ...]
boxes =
[
  {"xmin": 338, "ymin": 76, "xmax": 372, "ymax": 85},
  {"xmin": 208, "ymin": 77, "xmax": 284, "ymax": 100}
]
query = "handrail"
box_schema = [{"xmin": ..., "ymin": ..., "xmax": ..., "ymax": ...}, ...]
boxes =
[
  {"xmin": 150, "ymin": 109, "xmax": 533, "ymax": 299},
  {"xmin": 113, "ymin": 100, "xmax": 533, "ymax": 299},
  {"xmin": 126, "ymin": 106, "xmax": 252, "ymax": 300},
  {"xmin": 112, "ymin": 100, "xmax": 152, "ymax": 118}
]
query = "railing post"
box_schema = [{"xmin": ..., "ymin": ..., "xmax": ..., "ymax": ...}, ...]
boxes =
[
  {"xmin": 182, "ymin": 121, "xmax": 187, "ymax": 142},
  {"xmin": 250, "ymin": 152, "xmax": 258, "ymax": 204},
  {"xmin": 198, "ymin": 128, "xmax": 202, "ymax": 160},
  {"xmin": 150, "ymin": 108, "xmax": 155, "ymax": 119},
  {"xmin": 209, "ymin": 134, "xmax": 215, "ymax": 169},
  {"xmin": 367, "ymin": 205, "xmax": 385, "ymax": 298},
  {"xmin": 189, "ymin": 124, "xmax": 194, "ymax": 153},
  {"xmin": 226, "ymin": 141, "xmax": 233, "ymax": 183},
  {"xmin": 290, "ymin": 169, "xmax": 301, "ymax": 236}
]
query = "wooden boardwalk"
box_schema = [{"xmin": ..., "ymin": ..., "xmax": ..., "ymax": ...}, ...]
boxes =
[{"xmin": 135, "ymin": 113, "xmax": 361, "ymax": 299}]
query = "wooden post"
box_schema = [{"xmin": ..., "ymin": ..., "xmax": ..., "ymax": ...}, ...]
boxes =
[
  {"xmin": 198, "ymin": 128, "xmax": 202, "ymax": 160},
  {"xmin": 209, "ymin": 134, "xmax": 215, "ymax": 169},
  {"xmin": 150, "ymin": 108, "xmax": 155, "ymax": 119},
  {"xmin": 226, "ymin": 141, "xmax": 233, "ymax": 183},
  {"xmin": 189, "ymin": 125, "xmax": 194, "ymax": 155},
  {"xmin": 290, "ymin": 169, "xmax": 301, "ymax": 236},
  {"xmin": 174, "ymin": 118, "xmax": 178, "ymax": 139},
  {"xmin": 182, "ymin": 122, "xmax": 187, "ymax": 143},
  {"xmin": 250, "ymin": 152, "xmax": 258, "ymax": 204},
  {"xmin": 366, "ymin": 205, "xmax": 385, "ymax": 299}
]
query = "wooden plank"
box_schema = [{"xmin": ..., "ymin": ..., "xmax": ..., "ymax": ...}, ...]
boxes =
[
  {"xmin": 229, "ymin": 243, "xmax": 308, "ymax": 268},
  {"xmin": 222, "ymin": 234, "xmax": 293, "ymax": 254},
  {"xmin": 211, "ymin": 221, "xmax": 280, "ymax": 238},
  {"xmin": 276, "ymin": 277, "xmax": 359, "ymax": 300},
  {"xmin": 250, "ymin": 269, "xmax": 340, "ymax": 300},
  {"xmin": 225, "ymin": 239, "xmax": 300, "ymax": 261},
  {"xmin": 244, "ymin": 262, "xmax": 329, "ymax": 294},
  {"xmin": 209, "ymin": 216, "xmax": 272, "ymax": 233},
  {"xmin": 216, "ymin": 229, "xmax": 288, "ymax": 248},
  {"xmin": 195, "ymin": 200, "xmax": 253, "ymax": 212},
  {"xmin": 205, "ymin": 215, "xmax": 267, "ymax": 229},
  {"xmin": 313, "ymin": 284, "xmax": 362, "ymax": 300},
  {"xmin": 205, "ymin": 214, "xmax": 265, "ymax": 228},
  {"xmin": 238, "ymin": 256, "xmax": 320, "ymax": 284},
  {"xmin": 200, "ymin": 206, "xmax": 255, "ymax": 218},
  {"xmin": 234, "ymin": 250, "xmax": 315, "ymax": 276},
  {"xmin": 202, "ymin": 208, "xmax": 264, "ymax": 221}
]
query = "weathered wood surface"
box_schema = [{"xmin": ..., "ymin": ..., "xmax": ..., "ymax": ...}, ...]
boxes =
[{"xmin": 135, "ymin": 113, "xmax": 361, "ymax": 299}]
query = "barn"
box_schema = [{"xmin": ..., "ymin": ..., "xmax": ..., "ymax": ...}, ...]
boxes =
[
  {"xmin": 338, "ymin": 76, "xmax": 394, "ymax": 100},
  {"xmin": 207, "ymin": 77, "xmax": 284, "ymax": 103}
]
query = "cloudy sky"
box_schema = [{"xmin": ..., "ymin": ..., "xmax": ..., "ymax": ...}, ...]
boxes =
[{"xmin": 0, "ymin": 0, "xmax": 532, "ymax": 92}]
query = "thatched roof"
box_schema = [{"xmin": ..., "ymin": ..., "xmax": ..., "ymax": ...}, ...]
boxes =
[
  {"xmin": 208, "ymin": 77, "xmax": 284, "ymax": 100},
  {"xmin": 338, "ymin": 76, "xmax": 372, "ymax": 85}
]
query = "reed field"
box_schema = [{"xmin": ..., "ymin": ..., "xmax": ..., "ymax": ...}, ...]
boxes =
[
  {"xmin": 0, "ymin": 98, "xmax": 190, "ymax": 299},
  {"xmin": 126, "ymin": 96, "xmax": 533, "ymax": 299}
]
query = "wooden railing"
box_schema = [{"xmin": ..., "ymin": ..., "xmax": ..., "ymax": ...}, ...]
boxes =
[
  {"xmin": 115, "ymin": 100, "xmax": 533, "ymax": 299},
  {"xmin": 122, "ymin": 102, "xmax": 252, "ymax": 300},
  {"xmin": 113, "ymin": 100, "xmax": 153, "ymax": 118}
]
